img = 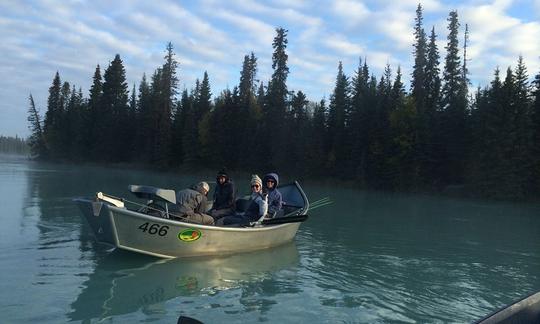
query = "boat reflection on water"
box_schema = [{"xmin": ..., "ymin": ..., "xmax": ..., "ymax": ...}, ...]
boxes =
[{"xmin": 69, "ymin": 242, "xmax": 299, "ymax": 321}]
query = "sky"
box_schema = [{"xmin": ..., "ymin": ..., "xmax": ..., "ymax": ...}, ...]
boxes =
[{"xmin": 1, "ymin": 0, "xmax": 539, "ymax": 137}]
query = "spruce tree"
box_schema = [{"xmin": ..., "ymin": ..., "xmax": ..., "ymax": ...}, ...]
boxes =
[
  {"xmin": 349, "ymin": 58, "xmax": 371, "ymax": 182},
  {"xmin": 238, "ymin": 53, "xmax": 261, "ymax": 168},
  {"xmin": 306, "ymin": 99, "xmax": 327, "ymax": 175},
  {"xmin": 170, "ymin": 89, "xmax": 187, "ymax": 166},
  {"xmin": 43, "ymin": 72, "xmax": 63, "ymax": 159},
  {"xmin": 264, "ymin": 27, "xmax": 289, "ymax": 169},
  {"xmin": 101, "ymin": 54, "xmax": 130, "ymax": 161},
  {"xmin": 197, "ymin": 71, "xmax": 212, "ymax": 162},
  {"xmin": 389, "ymin": 68, "xmax": 417, "ymax": 190},
  {"xmin": 327, "ymin": 61, "xmax": 350, "ymax": 174},
  {"xmin": 411, "ymin": 4, "xmax": 427, "ymax": 113},
  {"xmin": 287, "ymin": 90, "xmax": 309, "ymax": 172},
  {"xmin": 87, "ymin": 65, "xmax": 103, "ymax": 158},
  {"xmin": 370, "ymin": 65, "xmax": 394, "ymax": 189},
  {"xmin": 137, "ymin": 74, "xmax": 152, "ymax": 161},
  {"xmin": 27, "ymin": 94, "xmax": 47, "ymax": 158},
  {"xmin": 65, "ymin": 85, "xmax": 85, "ymax": 159},
  {"xmin": 153, "ymin": 42, "xmax": 179, "ymax": 167},
  {"xmin": 440, "ymin": 10, "xmax": 468, "ymax": 185},
  {"xmin": 417, "ymin": 26, "xmax": 442, "ymax": 187},
  {"xmin": 531, "ymin": 69, "xmax": 540, "ymax": 193},
  {"xmin": 510, "ymin": 56, "xmax": 532, "ymax": 197},
  {"xmin": 470, "ymin": 69, "xmax": 505, "ymax": 197},
  {"xmin": 127, "ymin": 84, "xmax": 137, "ymax": 159},
  {"xmin": 182, "ymin": 83, "xmax": 200, "ymax": 165}
]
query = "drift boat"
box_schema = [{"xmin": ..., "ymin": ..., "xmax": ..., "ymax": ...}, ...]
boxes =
[{"xmin": 75, "ymin": 181, "xmax": 309, "ymax": 258}]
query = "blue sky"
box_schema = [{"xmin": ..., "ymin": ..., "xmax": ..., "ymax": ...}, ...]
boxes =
[{"xmin": 1, "ymin": 0, "xmax": 539, "ymax": 137}]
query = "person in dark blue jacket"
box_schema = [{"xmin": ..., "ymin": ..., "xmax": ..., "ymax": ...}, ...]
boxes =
[
  {"xmin": 209, "ymin": 168, "xmax": 236, "ymax": 220},
  {"xmin": 262, "ymin": 173, "xmax": 282, "ymax": 217}
]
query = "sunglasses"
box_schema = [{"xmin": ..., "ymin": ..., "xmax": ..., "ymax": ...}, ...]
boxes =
[{"xmin": 251, "ymin": 184, "xmax": 260, "ymax": 188}]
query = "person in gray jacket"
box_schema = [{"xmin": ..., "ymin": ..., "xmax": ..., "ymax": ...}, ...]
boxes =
[{"xmin": 174, "ymin": 182, "xmax": 215, "ymax": 225}]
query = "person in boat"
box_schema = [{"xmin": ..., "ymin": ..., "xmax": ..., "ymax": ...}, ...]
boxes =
[
  {"xmin": 216, "ymin": 174, "xmax": 268, "ymax": 226},
  {"xmin": 174, "ymin": 182, "xmax": 215, "ymax": 225},
  {"xmin": 262, "ymin": 173, "xmax": 282, "ymax": 218},
  {"xmin": 209, "ymin": 168, "xmax": 236, "ymax": 221}
]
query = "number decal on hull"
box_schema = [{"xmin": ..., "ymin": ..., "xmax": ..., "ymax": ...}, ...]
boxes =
[
  {"xmin": 178, "ymin": 229, "xmax": 201, "ymax": 242},
  {"xmin": 138, "ymin": 222, "xmax": 169, "ymax": 237}
]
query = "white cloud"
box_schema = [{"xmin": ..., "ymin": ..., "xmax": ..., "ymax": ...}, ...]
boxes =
[
  {"xmin": 364, "ymin": 50, "xmax": 395, "ymax": 71},
  {"xmin": 213, "ymin": 10, "xmax": 276, "ymax": 47},
  {"xmin": 459, "ymin": 2, "xmax": 540, "ymax": 85},
  {"xmin": 202, "ymin": 0, "xmax": 321, "ymax": 28},
  {"xmin": 323, "ymin": 36, "xmax": 364, "ymax": 56},
  {"xmin": 163, "ymin": 3, "xmax": 230, "ymax": 42},
  {"xmin": 270, "ymin": 0, "xmax": 308, "ymax": 9},
  {"xmin": 289, "ymin": 55, "xmax": 327, "ymax": 72},
  {"xmin": 373, "ymin": 10, "xmax": 415, "ymax": 50},
  {"xmin": 332, "ymin": 0, "xmax": 370, "ymax": 25}
]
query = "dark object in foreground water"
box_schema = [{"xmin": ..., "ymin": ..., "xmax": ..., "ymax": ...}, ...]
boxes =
[
  {"xmin": 475, "ymin": 291, "xmax": 540, "ymax": 324},
  {"xmin": 178, "ymin": 315, "xmax": 203, "ymax": 324}
]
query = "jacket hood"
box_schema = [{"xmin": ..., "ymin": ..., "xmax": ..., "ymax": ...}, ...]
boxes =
[{"xmin": 263, "ymin": 173, "xmax": 279, "ymax": 188}]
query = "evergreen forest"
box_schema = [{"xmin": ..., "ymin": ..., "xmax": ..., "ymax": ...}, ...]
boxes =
[
  {"xmin": 0, "ymin": 136, "xmax": 29, "ymax": 155},
  {"xmin": 27, "ymin": 6, "xmax": 540, "ymax": 200}
]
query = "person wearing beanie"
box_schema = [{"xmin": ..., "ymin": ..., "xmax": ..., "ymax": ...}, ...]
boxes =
[
  {"xmin": 250, "ymin": 174, "xmax": 262, "ymax": 188},
  {"xmin": 262, "ymin": 173, "xmax": 282, "ymax": 217},
  {"xmin": 209, "ymin": 167, "xmax": 236, "ymax": 220},
  {"xmin": 216, "ymin": 174, "xmax": 268, "ymax": 226},
  {"xmin": 174, "ymin": 181, "xmax": 214, "ymax": 225}
]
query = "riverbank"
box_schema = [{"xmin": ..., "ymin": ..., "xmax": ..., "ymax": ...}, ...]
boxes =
[{"xmin": 15, "ymin": 154, "xmax": 539, "ymax": 204}]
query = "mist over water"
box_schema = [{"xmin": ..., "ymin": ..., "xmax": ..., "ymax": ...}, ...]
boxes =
[{"xmin": 1, "ymin": 154, "xmax": 539, "ymax": 323}]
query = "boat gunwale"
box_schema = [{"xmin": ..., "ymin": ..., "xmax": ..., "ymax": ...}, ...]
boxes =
[{"xmin": 108, "ymin": 205, "xmax": 302, "ymax": 232}]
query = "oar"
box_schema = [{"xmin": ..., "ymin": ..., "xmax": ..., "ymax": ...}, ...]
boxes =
[
  {"xmin": 310, "ymin": 197, "xmax": 331, "ymax": 206},
  {"xmin": 260, "ymin": 214, "xmax": 308, "ymax": 225},
  {"xmin": 309, "ymin": 197, "xmax": 332, "ymax": 209},
  {"xmin": 309, "ymin": 201, "xmax": 333, "ymax": 211},
  {"xmin": 282, "ymin": 197, "xmax": 331, "ymax": 209}
]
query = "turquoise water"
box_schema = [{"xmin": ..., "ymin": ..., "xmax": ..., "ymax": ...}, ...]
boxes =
[{"xmin": 1, "ymin": 154, "xmax": 539, "ymax": 323}]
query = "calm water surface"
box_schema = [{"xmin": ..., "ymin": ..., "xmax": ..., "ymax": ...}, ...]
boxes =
[{"xmin": 1, "ymin": 154, "xmax": 539, "ymax": 323}]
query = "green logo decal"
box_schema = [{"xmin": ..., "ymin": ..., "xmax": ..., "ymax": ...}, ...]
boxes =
[{"xmin": 178, "ymin": 229, "xmax": 202, "ymax": 242}]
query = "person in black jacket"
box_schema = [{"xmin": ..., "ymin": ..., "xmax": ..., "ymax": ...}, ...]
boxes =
[{"xmin": 209, "ymin": 168, "xmax": 236, "ymax": 220}]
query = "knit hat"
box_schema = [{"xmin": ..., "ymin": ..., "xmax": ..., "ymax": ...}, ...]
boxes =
[{"xmin": 250, "ymin": 174, "xmax": 262, "ymax": 187}]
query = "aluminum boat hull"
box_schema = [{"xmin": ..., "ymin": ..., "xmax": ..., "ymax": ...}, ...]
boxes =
[{"xmin": 76, "ymin": 182, "xmax": 308, "ymax": 258}]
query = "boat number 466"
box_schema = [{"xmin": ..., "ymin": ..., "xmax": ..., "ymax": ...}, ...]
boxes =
[{"xmin": 138, "ymin": 222, "xmax": 169, "ymax": 236}]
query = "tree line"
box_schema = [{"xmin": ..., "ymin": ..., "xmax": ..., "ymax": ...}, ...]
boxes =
[
  {"xmin": 0, "ymin": 135, "xmax": 29, "ymax": 155},
  {"xmin": 27, "ymin": 5, "xmax": 540, "ymax": 200}
]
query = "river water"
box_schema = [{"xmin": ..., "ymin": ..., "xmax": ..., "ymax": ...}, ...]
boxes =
[{"xmin": 1, "ymin": 154, "xmax": 539, "ymax": 323}]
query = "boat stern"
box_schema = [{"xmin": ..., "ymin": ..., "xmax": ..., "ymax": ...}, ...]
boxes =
[{"xmin": 74, "ymin": 198, "xmax": 116, "ymax": 246}]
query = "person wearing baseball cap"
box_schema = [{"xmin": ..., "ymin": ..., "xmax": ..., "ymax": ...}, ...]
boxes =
[{"xmin": 174, "ymin": 181, "xmax": 214, "ymax": 225}]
